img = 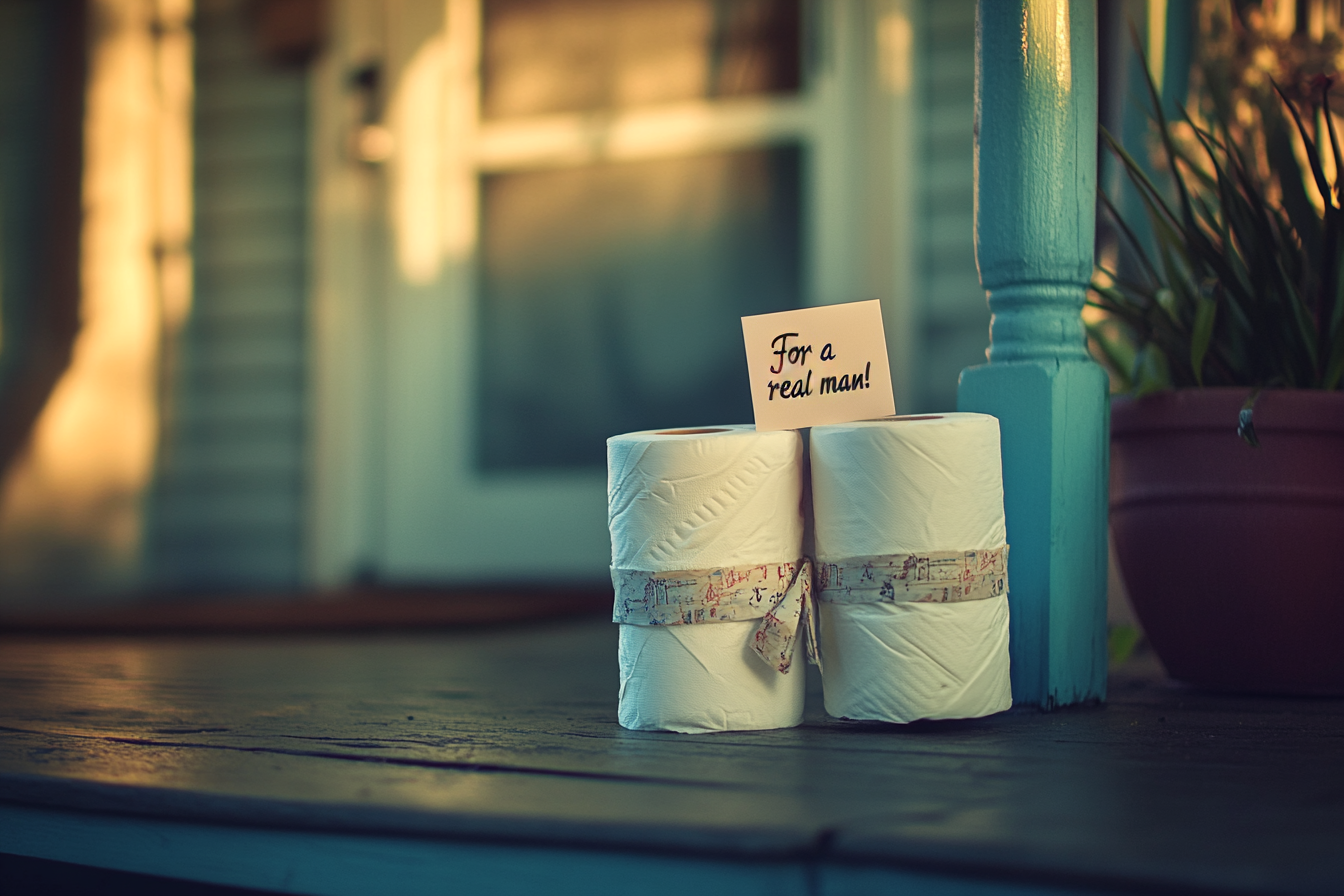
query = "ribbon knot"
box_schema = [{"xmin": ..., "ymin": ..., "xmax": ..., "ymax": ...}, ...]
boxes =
[{"xmin": 612, "ymin": 559, "xmax": 816, "ymax": 674}]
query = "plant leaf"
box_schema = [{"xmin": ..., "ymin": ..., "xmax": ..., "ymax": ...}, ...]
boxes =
[
  {"xmin": 1132, "ymin": 32, "xmax": 1199, "ymax": 237},
  {"xmin": 1132, "ymin": 343, "xmax": 1173, "ymax": 395},
  {"xmin": 1091, "ymin": 31, "xmax": 1341, "ymax": 394},
  {"xmin": 1274, "ymin": 81, "xmax": 1334, "ymax": 217},
  {"xmin": 1190, "ymin": 287, "xmax": 1217, "ymax": 386},
  {"xmin": 1107, "ymin": 625, "xmax": 1141, "ymax": 667},
  {"xmin": 1097, "ymin": 182, "xmax": 1163, "ymax": 287},
  {"xmin": 1085, "ymin": 317, "xmax": 1136, "ymax": 393}
]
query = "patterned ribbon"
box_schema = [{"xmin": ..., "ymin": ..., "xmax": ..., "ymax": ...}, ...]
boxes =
[
  {"xmin": 816, "ymin": 545, "xmax": 1009, "ymax": 605},
  {"xmin": 612, "ymin": 559, "xmax": 816, "ymax": 674}
]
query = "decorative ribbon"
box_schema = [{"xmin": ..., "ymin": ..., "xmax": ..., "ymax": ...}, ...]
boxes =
[
  {"xmin": 612, "ymin": 559, "xmax": 816, "ymax": 674},
  {"xmin": 816, "ymin": 546, "xmax": 1009, "ymax": 605}
]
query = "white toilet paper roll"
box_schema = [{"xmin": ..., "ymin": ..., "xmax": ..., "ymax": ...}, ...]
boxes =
[
  {"xmin": 609, "ymin": 425, "xmax": 807, "ymax": 733},
  {"xmin": 810, "ymin": 413, "xmax": 1012, "ymax": 722}
]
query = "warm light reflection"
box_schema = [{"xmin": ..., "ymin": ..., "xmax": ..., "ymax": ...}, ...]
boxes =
[
  {"xmin": 482, "ymin": 0, "xmax": 797, "ymax": 119},
  {"xmin": 475, "ymin": 96, "xmax": 808, "ymax": 171},
  {"xmin": 1147, "ymin": 0, "xmax": 1168, "ymax": 92},
  {"xmin": 389, "ymin": 34, "xmax": 447, "ymax": 285},
  {"xmin": 1021, "ymin": 0, "xmax": 1073, "ymax": 91},
  {"xmin": 0, "ymin": 0, "xmax": 191, "ymax": 601},
  {"xmin": 877, "ymin": 10, "xmax": 914, "ymax": 95},
  {"xmin": 442, "ymin": 0, "xmax": 483, "ymax": 261},
  {"xmin": 1054, "ymin": 0, "xmax": 1072, "ymax": 88}
]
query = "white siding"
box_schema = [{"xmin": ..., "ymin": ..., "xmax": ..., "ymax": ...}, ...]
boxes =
[
  {"xmin": 148, "ymin": 0, "xmax": 306, "ymax": 590},
  {"xmin": 913, "ymin": 0, "xmax": 986, "ymax": 413}
]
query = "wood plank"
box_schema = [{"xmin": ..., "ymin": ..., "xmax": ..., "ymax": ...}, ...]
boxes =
[
  {"xmin": 0, "ymin": 592, "xmax": 610, "ymax": 635},
  {"xmin": 1, "ymin": 620, "xmax": 1341, "ymax": 893},
  {"xmin": 2, "ymin": 803, "xmax": 1087, "ymax": 896}
]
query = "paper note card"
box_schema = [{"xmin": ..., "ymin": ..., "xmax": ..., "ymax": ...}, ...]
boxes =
[{"xmin": 741, "ymin": 300, "xmax": 896, "ymax": 431}]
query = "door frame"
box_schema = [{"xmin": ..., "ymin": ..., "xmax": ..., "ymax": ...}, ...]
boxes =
[{"xmin": 306, "ymin": 0, "xmax": 920, "ymax": 587}]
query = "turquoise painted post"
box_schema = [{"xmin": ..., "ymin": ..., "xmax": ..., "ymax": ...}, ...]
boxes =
[{"xmin": 957, "ymin": 0, "xmax": 1109, "ymax": 708}]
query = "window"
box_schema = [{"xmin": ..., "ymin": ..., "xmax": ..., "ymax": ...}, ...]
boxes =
[
  {"xmin": 474, "ymin": 0, "xmax": 806, "ymax": 470},
  {"xmin": 310, "ymin": 0, "xmax": 919, "ymax": 583}
]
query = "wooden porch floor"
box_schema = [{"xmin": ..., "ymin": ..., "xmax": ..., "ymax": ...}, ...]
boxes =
[{"xmin": 1, "ymin": 616, "xmax": 1341, "ymax": 895}]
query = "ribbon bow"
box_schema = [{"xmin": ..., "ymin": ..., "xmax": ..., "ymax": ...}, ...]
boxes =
[{"xmin": 612, "ymin": 559, "xmax": 816, "ymax": 674}]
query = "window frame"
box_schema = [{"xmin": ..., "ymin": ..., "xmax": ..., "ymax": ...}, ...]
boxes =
[{"xmin": 307, "ymin": 0, "xmax": 919, "ymax": 586}]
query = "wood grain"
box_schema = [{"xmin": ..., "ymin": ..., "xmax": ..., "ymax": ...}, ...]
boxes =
[
  {"xmin": 0, "ymin": 587, "xmax": 611, "ymax": 634},
  {"xmin": 1, "ymin": 618, "xmax": 1342, "ymax": 894}
]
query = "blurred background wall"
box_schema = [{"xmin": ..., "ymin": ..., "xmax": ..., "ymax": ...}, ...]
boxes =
[
  {"xmin": 0, "ymin": 0, "xmax": 178, "ymax": 609},
  {"xmin": 149, "ymin": 0, "xmax": 309, "ymax": 594},
  {"xmin": 0, "ymin": 0, "xmax": 995, "ymax": 610}
]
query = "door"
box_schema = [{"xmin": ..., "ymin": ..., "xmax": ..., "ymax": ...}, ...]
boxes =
[{"xmin": 309, "ymin": 0, "xmax": 919, "ymax": 586}]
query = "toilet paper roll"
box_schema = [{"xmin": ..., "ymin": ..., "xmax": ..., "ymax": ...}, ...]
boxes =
[
  {"xmin": 609, "ymin": 425, "xmax": 807, "ymax": 733},
  {"xmin": 810, "ymin": 413, "xmax": 1012, "ymax": 722}
]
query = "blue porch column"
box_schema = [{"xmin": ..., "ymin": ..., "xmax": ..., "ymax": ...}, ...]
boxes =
[{"xmin": 957, "ymin": 0, "xmax": 1109, "ymax": 708}]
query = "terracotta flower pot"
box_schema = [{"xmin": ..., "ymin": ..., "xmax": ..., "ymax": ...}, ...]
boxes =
[{"xmin": 1110, "ymin": 388, "xmax": 1344, "ymax": 695}]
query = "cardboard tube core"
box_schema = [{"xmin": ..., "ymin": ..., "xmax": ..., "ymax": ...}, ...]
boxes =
[
  {"xmin": 855, "ymin": 415, "xmax": 946, "ymax": 423},
  {"xmin": 656, "ymin": 428, "xmax": 732, "ymax": 435}
]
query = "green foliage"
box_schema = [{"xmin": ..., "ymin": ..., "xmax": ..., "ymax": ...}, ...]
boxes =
[
  {"xmin": 1107, "ymin": 624, "xmax": 1142, "ymax": 667},
  {"xmin": 1090, "ymin": 43, "xmax": 1344, "ymax": 393}
]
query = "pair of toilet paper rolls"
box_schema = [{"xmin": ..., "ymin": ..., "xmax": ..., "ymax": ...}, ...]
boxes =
[{"xmin": 609, "ymin": 414, "xmax": 1011, "ymax": 732}]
